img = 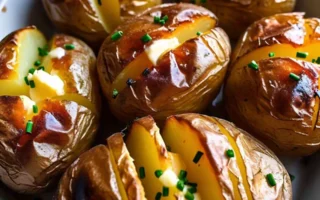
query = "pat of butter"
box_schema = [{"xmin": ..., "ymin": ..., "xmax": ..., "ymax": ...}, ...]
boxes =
[
  {"xmin": 28, "ymin": 70, "xmax": 65, "ymax": 102},
  {"xmin": 159, "ymin": 169, "xmax": 179, "ymax": 187},
  {"xmin": 20, "ymin": 95, "xmax": 35, "ymax": 114},
  {"xmin": 145, "ymin": 37, "xmax": 180, "ymax": 65},
  {"xmin": 49, "ymin": 47, "xmax": 65, "ymax": 59}
]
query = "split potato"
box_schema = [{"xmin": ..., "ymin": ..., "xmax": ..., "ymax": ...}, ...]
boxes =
[
  {"xmin": 98, "ymin": 3, "xmax": 231, "ymax": 122},
  {"xmin": 181, "ymin": 0, "xmax": 296, "ymax": 39},
  {"xmin": 0, "ymin": 26, "xmax": 100, "ymax": 193},
  {"xmin": 225, "ymin": 13, "xmax": 320, "ymax": 156},
  {"xmin": 42, "ymin": 0, "xmax": 161, "ymax": 48},
  {"xmin": 57, "ymin": 114, "xmax": 292, "ymax": 199}
]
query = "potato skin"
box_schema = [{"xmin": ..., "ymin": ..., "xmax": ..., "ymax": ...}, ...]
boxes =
[
  {"xmin": 182, "ymin": 0, "xmax": 296, "ymax": 39},
  {"xmin": 98, "ymin": 3, "xmax": 231, "ymax": 122},
  {"xmin": 225, "ymin": 13, "xmax": 320, "ymax": 155}
]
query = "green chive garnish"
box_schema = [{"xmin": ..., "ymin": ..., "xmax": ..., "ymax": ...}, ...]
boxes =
[
  {"xmin": 159, "ymin": 20, "xmax": 166, "ymax": 26},
  {"xmin": 139, "ymin": 167, "xmax": 145, "ymax": 179},
  {"xmin": 26, "ymin": 120, "xmax": 33, "ymax": 134},
  {"xmin": 266, "ymin": 173, "xmax": 276, "ymax": 187},
  {"xmin": 98, "ymin": 0, "xmax": 102, "ymax": 5},
  {"xmin": 162, "ymin": 15, "xmax": 169, "ymax": 22},
  {"xmin": 29, "ymin": 68, "xmax": 36, "ymax": 74},
  {"xmin": 162, "ymin": 187, "xmax": 169, "ymax": 197},
  {"xmin": 186, "ymin": 182, "xmax": 198, "ymax": 187},
  {"xmin": 185, "ymin": 191, "xmax": 194, "ymax": 200},
  {"xmin": 111, "ymin": 31, "xmax": 123, "ymax": 41},
  {"xmin": 248, "ymin": 60, "xmax": 259, "ymax": 70},
  {"xmin": 226, "ymin": 149, "xmax": 235, "ymax": 158},
  {"xmin": 178, "ymin": 170, "xmax": 187, "ymax": 180},
  {"xmin": 155, "ymin": 170, "xmax": 163, "ymax": 178},
  {"xmin": 289, "ymin": 173, "xmax": 295, "ymax": 181},
  {"xmin": 268, "ymin": 52, "xmax": 275, "ymax": 57},
  {"xmin": 200, "ymin": 0, "xmax": 207, "ymax": 3},
  {"xmin": 196, "ymin": 31, "xmax": 202, "ymax": 36},
  {"xmin": 141, "ymin": 34, "xmax": 152, "ymax": 43},
  {"xmin": 29, "ymin": 80, "xmax": 35, "ymax": 88},
  {"xmin": 33, "ymin": 105, "xmax": 38, "ymax": 114},
  {"xmin": 155, "ymin": 192, "xmax": 162, "ymax": 200},
  {"xmin": 289, "ymin": 73, "xmax": 300, "ymax": 81},
  {"xmin": 34, "ymin": 60, "xmax": 41, "ymax": 66},
  {"xmin": 154, "ymin": 16, "xmax": 161, "ymax": 23},
  {"xmin": 316, "ymin": 57, "xmax": 320, "ymax": 64},
  {"xmin": 296, "ymin": 51, "xmax": 308, "ymax": 58},
  {"xmin": 188, "ymin": 186, "xmax": 197, "ymax": 194},
  {"xmin": 65, "ymin": 44, "xmax": 75, "ymax": 50},
  {"xmin": 176, "ymin": 180, "xmax": 184, "ymax": 191},
  {"xmin": 193, "ymin": 151, "xmax": 203, "ymax": 163},
  {"xmin": 312, "ymin": 59, "xmax": 316, "ymax": 63},
  {"xmin": 38, "ymin": 47, "xmax": 48, "ymax": 57},
  {"xmin": 38, "ymin": 66, "xmax": 45, "ymax": 71},
  {"xmin": 24, "ymin": 76, "xmax": 29, "ymax": 85},
  {"xmin": 112, "ymin": 89, "xmax": 119, "ymax": 99}
]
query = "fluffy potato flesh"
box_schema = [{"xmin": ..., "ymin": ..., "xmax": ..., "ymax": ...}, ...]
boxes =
[
  {"xmin": 126, "ymin": 119, "xmax": 187, "ymax": 200},
  {"xmin": 112, "ymin": 16, "xmax": 216, "ymax": 92}
]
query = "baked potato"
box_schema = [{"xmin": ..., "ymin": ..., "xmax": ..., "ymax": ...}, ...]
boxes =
[
  {"xmin": 97, "ymin": 3, "xmax": 231, "ymax": 123},
  {"xmin": 0, "ymin": 26, "xmax": 100, "ymax": 193},
  {"xmin": 224, "ymin": 13, "xmax": 320, "ymax": 156},
  {"xmin": 42, "ymin": 0, "xmax": 161, "ymax": 48},
  {"xmin": 57, "ymin": 114, "xmax": 292, "ymax": 199},
  {"xmin": 181, "ymin": 0, "xmax": 296, "ymax": 39}
]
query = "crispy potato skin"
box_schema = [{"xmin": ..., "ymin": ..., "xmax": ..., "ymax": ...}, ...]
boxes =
[
  {"xmin": 98, "ymin": 3, "xmax": 231, "ymax": 122},
  {"xmin": 42, "ymin": 0, "xmax": 107, "ymax": 48},
  {"xmin": 182, "ymin": 0, "xmax": 296, "ymax": 39},
  {"xmin": 225, "ymin": 13, "xmax": 320, "ymax": 155},
  {"xmin": 170, "ymin": 113, "xmax": 292, "ymax": 200}
]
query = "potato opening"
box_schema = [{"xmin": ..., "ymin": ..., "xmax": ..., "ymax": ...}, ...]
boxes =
[
  {"xmin": 90, "ymin": 0, "xmax": 121, "ymax": 33},
  {"xmin": 112, "ymin": 16, "xmax": 216, "ymax": 92},
  {"xmin": 162, "ymin": 117, "xmax": 225, "ymax": 200},
  {"xmin": 0, "ymin": 28, "xmax": 46, "ymax": 96},
  {"xmin": 125, "ymin": 120, "xmax": 187, "ymax": 200}
]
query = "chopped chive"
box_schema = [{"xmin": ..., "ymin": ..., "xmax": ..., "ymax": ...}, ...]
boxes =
[
  {"xmin": 126, "ymin": 78, "xmax": 136, "ymax": 86},
  {"xmin": 312, "ymin": 59, "xmax": 316, "ymax": 63},
  {"xmin": 26, "ymin": 120, "xmax": 33, "ymax": 134},
  {"xmin": 289, "ymin": 173, "xmax": 295, "ymax": 181},
  {"xmin": 178, "ymin": 170, "xmax": 187, "ymax": 180},
  {"xmin": 296, "ymin": 51, "xmax": 308, "ymax": 58},
  {"xmin": 193, "ymin": 151, "xmax": 203, "ymax": 163},
  {"xmin": 111, "ymin": 31, "xmax": 123, "ymax": 41},
  {"xmin": 162, "ymin": 187, "xmax": 169, "ymax": 196},
  {"xmin": 289, "ymin": 73, "xmax": 300, "ymax": 81},
  {"xmin": 38, "ymin": 47, "xmax": 48, "ymax": 57},
  {"xmin": 97, "ymin": 0, "xmax": 102, "ymax": 5},
  {"xmin": 266, "ymin": 173, "xmax": 276, "ymax": 187},
  {"xmin": 24, "ymin": 76, "xmax": 29, "ymax": 85},
  {"xmin": 185, "ymin": 191, "xmax": 194, "ymax": 200},
  {"xmin": 65, "ymin": 44, "xmax": 75, "ymax": 50},
  {"xmin": 155, "ymin": 192, "xmax": 162, "ymax": 200},
  {"xmin": 188, "ymin": 186, "xmax": 197, "ymax": 194},
  {"xmin": 139, "ymin": 167, "xmax": 145, "ymax": 179},
  {"xmin": 29, "ymin": 68, "xmax": 36, "ymax": 74},
  {"xmin": 112, "ymin": 89, "xmax": 119, "ymax": 99},
  {"xmin": 196, "ymin": 31, "xmax": 202, "ymax": 36},
  {"xmin": 186, "ymin": 182, "xmax": 198, "ymax": 187},
  {"xmin": 226, "ymin": 149, "xmax": 235, "ymax": 158},
  {"xmin": 38, "ymin": 66, "xmax": 45, "ymax": 71},
  {"xmin": 154, "ymin": 16, "xmax": 161, "ymax": 23},
  {"xmin": 248, "ymin": 60, "xmax": 259, "ymax": 70},
  {"xmin": 200, "ymin": 0, "xmax": 207, "ymax": 3},
  {"xmin": 316, "ymin": 57, "xmax": 320, "ymax": 64},
  {"xmin": 155, "ymin": 170, "xmax": 163, "ymax": 178},
  {"xmin": 142, "ymin": 68, "xmax": 150, "ymax": 76},
  {"xmin": 29, "ymin": 80, "xmax": 35, "ymax": 88},
  {"xmin": 34, "ymin": 60, "xmax": 41, "ymax": 66},
  {"xmin": 141, "ymin": 34, "xmax": 152, "ymax": 43},
  {"xmin": 33, "ymin": 105, "xmax": 38, "ymax": 114},
  {"xmin": 268, "ymin": 52, "xmax": 275, "ymax": 57},
  {"xmin": 159, "ymin": 20, "xmax": 166, "ymax": 26},
  {"xmin": 176, "ymin": 180, "xmax": 184, "ymax": 191},
  {"xmin": 162, "ymin": 15, "xmax": 169, "ymax": 22}
]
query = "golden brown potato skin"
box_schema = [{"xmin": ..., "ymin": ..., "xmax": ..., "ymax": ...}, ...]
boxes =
[
  {"xmin": 182, "ymin": 0, "xmax": 296, "ymax": 39},
  {"xmin": 225, "ymin": 13, "xmax": 320, "ymax": 155},
  {"xmin": 98, "ymin": 3, "xmax": 231, "ymax": 122}
]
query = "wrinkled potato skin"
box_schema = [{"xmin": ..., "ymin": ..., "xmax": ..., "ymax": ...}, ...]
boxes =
[
  {"xmin": 182, "ymin": 0, "xmax": 296, "ymax": 39},
  {"xmin": 42, "ymin": 0, "xmax": 107, "ymax": 48},
  {"xmin": 225, "ymin": 13, "xmax": 320, "ymax": 155},
  {"xmin": 98, "ymin": 3, "xmax": 231, "ymax": 122}
]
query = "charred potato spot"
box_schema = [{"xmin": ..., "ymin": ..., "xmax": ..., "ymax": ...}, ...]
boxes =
[
  {"xmin": 98, "ymin": 3, "xmax": 231, "ymax": 122},
  {"xmin": 225, "ymin": 13, "xmax": 320, "ymax": 155}
]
